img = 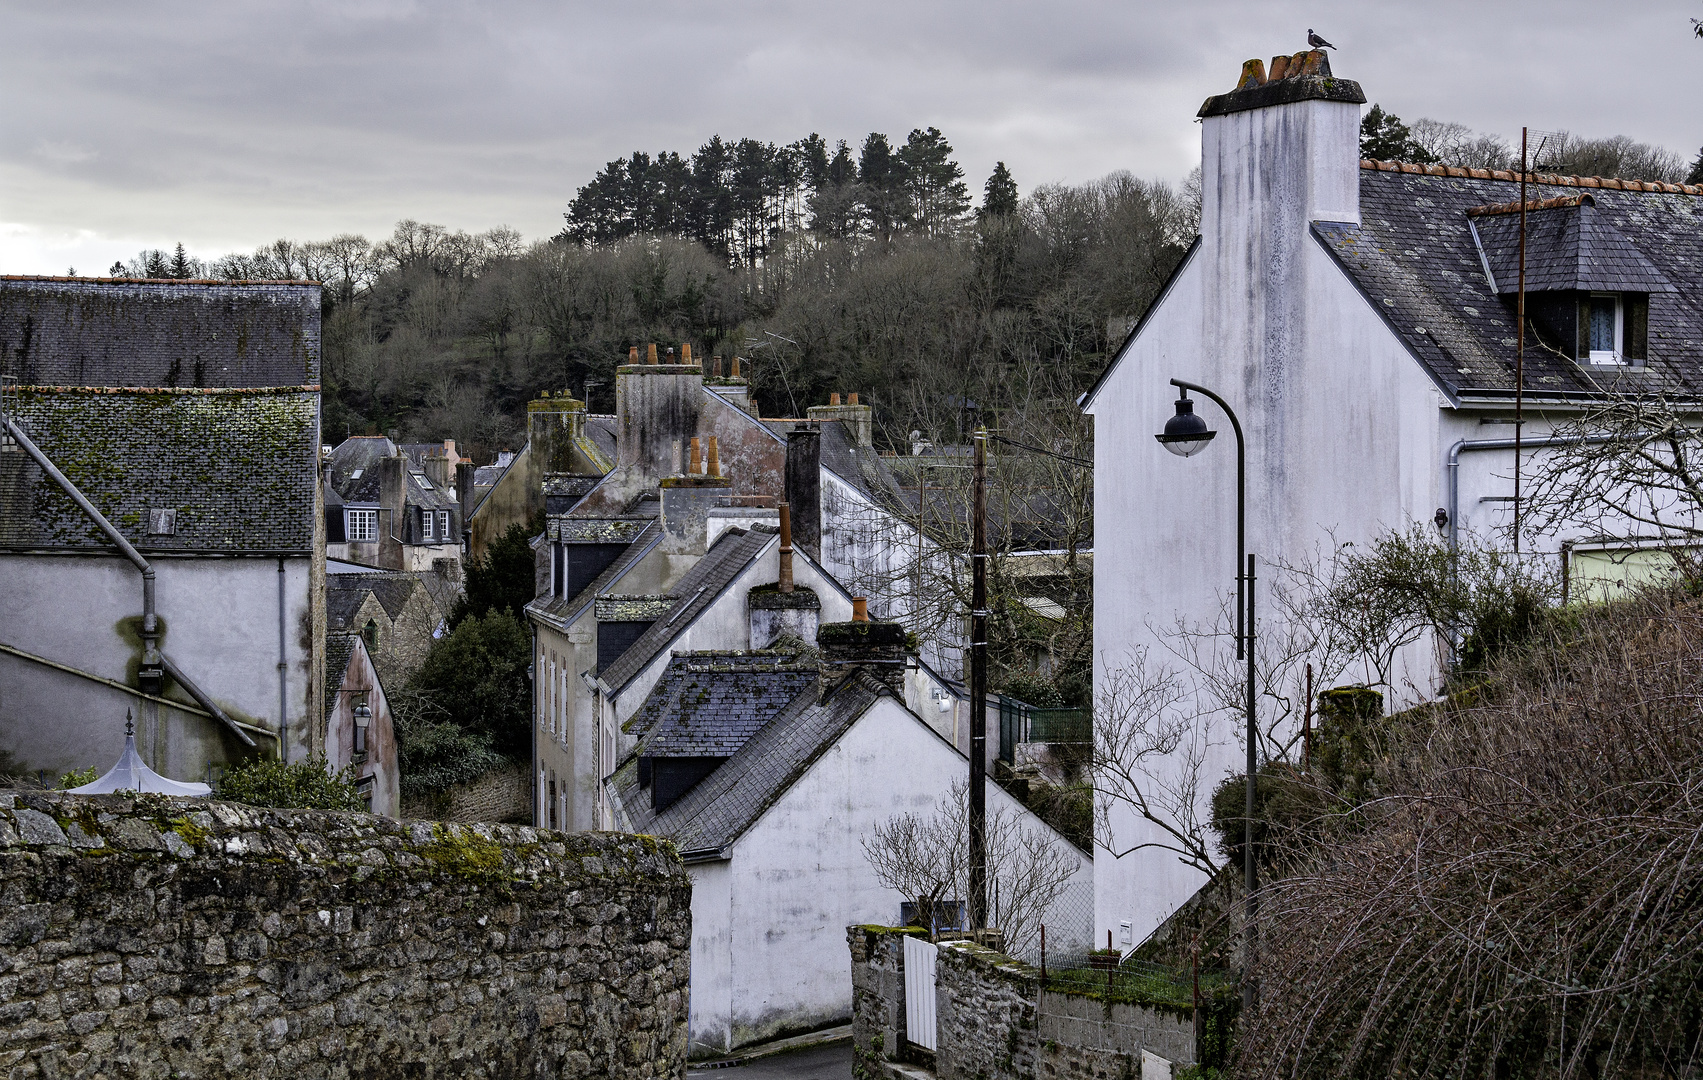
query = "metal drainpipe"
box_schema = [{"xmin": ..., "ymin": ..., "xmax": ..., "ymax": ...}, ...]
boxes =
[
  {"xmin": 2, "ymin": 413, "xmax": 255, "ymax": 748},
  {"xmin": 1446, "ymin": 432, "xmax": 1622, "ymax": 556},
  {"xmin": 277, "ymin": 557, "xmax": 289, "ymax": 762}
]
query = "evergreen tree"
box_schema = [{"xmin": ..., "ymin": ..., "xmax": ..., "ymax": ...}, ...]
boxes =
[
  {"xmin": 1688, "ymin": 146, "xmax": 1703, "ymax": 185},
  {"xmin": 170, "ymin": 242, "xmax": 191, "ymax": 279},
  {"xmin": 808, "ymin": 140, "xmax": 860, "ymax": 239},
  {"xmin": 858, "ymin": 132, "xmax": 904, "ymax": 243},
  {"xmin": 1360, "ymin": 104, "xmax": 1436, "ymax": 164},
  {"xmin": 980, "ymin": 162, "xmax": 1020, "ymax": 219},
  {"xmin": 451, "ymin": 520, "xmax": 539, "ymax": 626},
  {"xmin": 143, "ymin": 249, "xmax": 170, "ymax": 278},
  {"xmin": 897, "ymin": 127, "xmax": 971, "ymax": 238}
]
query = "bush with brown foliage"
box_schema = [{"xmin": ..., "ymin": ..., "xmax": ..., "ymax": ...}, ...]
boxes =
[{"xmin": 1240, "ymin": 590, "xmax": 1703, "ymax": 1079}]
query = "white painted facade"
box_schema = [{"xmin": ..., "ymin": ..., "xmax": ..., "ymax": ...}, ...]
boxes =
[
  {"xmin": 682, "ymin": 694, "xmax": 1093, "ymax": 1056},
  {"xmin": 1084, "ymin": 85, "xmax": 1670, "ymax": 947},
  {"xmin": 0, "ymin": 553, "xmax": 319, "ymax": 780}
]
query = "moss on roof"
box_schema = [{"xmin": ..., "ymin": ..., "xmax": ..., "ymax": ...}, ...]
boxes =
[{"xmin": 3, "ymin": 385, "xmax": 317, "ymax": 553}]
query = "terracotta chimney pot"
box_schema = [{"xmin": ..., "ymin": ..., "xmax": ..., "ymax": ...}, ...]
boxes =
[
  {"xmin": 731, "ymin": 356, "xmax": 742, "ymax": 379},
  {"xmin": 713, "ymin": 357, "xmax": 723, "ymax": 378},
  {"xmin": 682, "ymin": 342, "xmax": 692, "ymax": 363},
  {"xmin": 629, "ymin": 346, "xmax": 639, "ymax": 362},
  {"xmin": 707, "ymin": 435, "xmax": 721, "ymax": 478},
  {"xmin": 830, "ymin": 392, "xmax": 842, "ymax": 406},
  {"xmin": 848, "ymin": 392, "xmax": 859, "ymax": 405},
  {"xmin": 647, "ymin": 343, "xmax": 659, "ymax": 364},
  {"xmin": 851, "ymin": 597, "xmax": 868, "ymax": 622},
  {"xmin": 689, "ymin": 437, "xmax": 702, "ymax": 475}
]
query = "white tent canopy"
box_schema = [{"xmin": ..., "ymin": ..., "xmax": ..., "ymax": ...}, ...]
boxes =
[{"xmin": 69, "ymin": 717, "xmax": 211, "ymax": 796}]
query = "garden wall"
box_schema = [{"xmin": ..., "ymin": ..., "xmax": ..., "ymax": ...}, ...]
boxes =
[
  {"xmin": 849, "ymin": 926, "xmax": 1195, "ymax": 1080},
  {"xmin": 0, "ymin": 791, "xmax": 691, "ymax": 1079}
]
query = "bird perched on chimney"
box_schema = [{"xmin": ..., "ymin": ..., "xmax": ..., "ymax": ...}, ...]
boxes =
[{"xmin": 1307, "ymin": 28, "xmax": 1336, "ymax": 49}]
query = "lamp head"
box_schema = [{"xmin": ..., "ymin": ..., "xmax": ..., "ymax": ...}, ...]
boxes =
[{"xmin": 1156, "ymin": 394, "xmax": 1216, "ymax": 458}]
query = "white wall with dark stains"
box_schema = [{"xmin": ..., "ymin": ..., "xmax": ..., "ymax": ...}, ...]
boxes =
[
  {"xmin": 683, "ymin": 695, "xmax": 1092, "ymax": 1058},
  {"xmin": 0, "ymin": 553, "xmax": 316, "ymax": 780}
]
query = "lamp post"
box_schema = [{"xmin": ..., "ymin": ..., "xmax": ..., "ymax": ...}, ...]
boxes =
[{"xmin": 1155, "ymin": 377, "xmax": 1259, "ymax": 1012}]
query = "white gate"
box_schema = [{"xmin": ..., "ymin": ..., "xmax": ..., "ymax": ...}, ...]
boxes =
[{"xmin": 903, "ymin": 934, "xmax": 938, "ymax": 1052}]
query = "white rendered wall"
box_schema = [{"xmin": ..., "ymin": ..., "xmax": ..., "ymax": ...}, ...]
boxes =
[
  {"xmin": 0, "ymin": 554, "xmax": 316, "ymax": 778},
  {"xmin": 1086, "ymin": 95, "xmax": 1449, "ymax": 950},
  {"xmin": 680, "ymin": 697, "xmax": 1092, "ymax": 1055}
]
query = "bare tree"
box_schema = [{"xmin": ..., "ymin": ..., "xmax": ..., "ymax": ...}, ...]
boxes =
[{"xmin": 862, "ymin": 777, "xmax": 1079, "ymax": 960}]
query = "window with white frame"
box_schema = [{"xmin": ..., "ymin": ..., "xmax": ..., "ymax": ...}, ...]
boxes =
[
  {"xmin": 438, "ymin": 510, "xmax": 451, "ymax": 540},
  {"xmin": 1587, "ymin": 293, "xmax": 1623, "ymax": 364},
  {"xmin": 346, "ymin": 508, "xmax": 378, "ymax": 542},
  {"xmin": 422, "ymin": 509, "xmax": 435, "ymax": 542}
]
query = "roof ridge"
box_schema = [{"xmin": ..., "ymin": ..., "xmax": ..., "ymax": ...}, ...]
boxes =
[
  {"xmin": 14, "ymin": 384, "xmax": 320, "ymax": 395},
  {"xmin": 1465, "ymin": 194, "xmax": 1594, "ymax": 217},
  {"xmin": 1360, "ymin": 158, "xmax": 1703, "ymax": 196}
]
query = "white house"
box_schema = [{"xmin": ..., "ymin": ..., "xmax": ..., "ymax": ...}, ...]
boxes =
[
  {"xmin": 1082, "ymin": 51, "xmax": 1703, "ymax": 947},
  {"xmin": 607, "ymin": 629, "xmax": 1093, "ymax": 1058},
  {"xmin": 0, "ymin": 277, "xmax": 329, "ymax": 781}
]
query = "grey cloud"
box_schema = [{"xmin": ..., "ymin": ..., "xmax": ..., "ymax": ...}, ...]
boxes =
[{"xmin": 0, "ymin": 0, "xmax": 1695, "ymax": 271}]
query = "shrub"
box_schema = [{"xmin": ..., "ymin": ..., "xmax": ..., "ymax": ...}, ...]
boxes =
[
  {"xmin": 405, "ymin": 608, "xmax": 532, "ymax": 762},
  {"xmin": 217, "ymin": 757, "xmax": 365, "ymax": 811},
  {"xmin": 56, "ymin": 767, "xmax": 97, "ymax": 790}
]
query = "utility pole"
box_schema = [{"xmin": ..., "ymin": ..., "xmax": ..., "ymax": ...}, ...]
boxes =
[
  {"xmin": 969, "ymin": 427, "xmax": 988, "ymax": 932},
  {"xmin": 1515, "ymin": 126, "xmax": 1528, "ymax": 555}
]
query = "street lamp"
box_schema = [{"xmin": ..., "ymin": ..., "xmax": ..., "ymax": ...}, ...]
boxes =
[
  {"xmin": 1155, "ymin": 378, "xmax": 1259, "ymax": 1012},
  {"xmin": 353, "ymin": 696, "xmax": 372, "ymax": 758}
]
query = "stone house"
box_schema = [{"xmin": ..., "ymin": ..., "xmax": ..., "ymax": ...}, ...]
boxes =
[
  {"xmin": 324, "ymin": 435, "xmax": 465, "ymax": 574},
  {"xmin": 608, "ymin": 622, "xmax": 1094, "ymax": 1059},
  {"xmin": 323, "ymin": 631, "xmax": 400, "ymax": 816},
  {"xmin": 1081, "ymin": 51, "xmax": 1703, "ymax": 947},
  {"xmin": 0, "ymin": 276, "xmax": 327, "ymax": 781},
  {"xmin": 465, "ymin": 393, "xmax": 615, "ymax": 559},
  {"xmin": 326, "ymin": 569, "xmax": 450, "ymax": 689}
]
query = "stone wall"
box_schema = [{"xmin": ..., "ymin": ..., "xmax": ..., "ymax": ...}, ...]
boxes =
[
  {"xmin": 401, "ymin": 761, "xmax": 532, "ymax": 825},
  {"xmin": 848, "ymin": 926, "xmax": 1195, "ymax": 1080},
  {"xmin": 0, "ymin": 791, "xmax": 691, "ymax": 1079}
]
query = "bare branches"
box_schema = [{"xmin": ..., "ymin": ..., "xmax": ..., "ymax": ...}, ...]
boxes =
[
  {"xmin": 1239, "ymin": 592, "xmax": 1703, "ymax": 1078},
  {"xmin": 862, "ymin": 777, "xmax": 1079, "ymax": 959}
]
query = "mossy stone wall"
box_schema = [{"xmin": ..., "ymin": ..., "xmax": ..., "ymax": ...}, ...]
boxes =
[{"xmin": 0, "ymin": 791, "xmax": 691, "ymax": 1079}]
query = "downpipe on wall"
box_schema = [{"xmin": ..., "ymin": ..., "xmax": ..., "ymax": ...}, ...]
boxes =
[
  {"xmin": 1445, "ymin": 432, "xmax": 1623, "ymax": 557},
  {"xmin": 2, "ymin": 413, "xmax": 256, "ymax": 748}
]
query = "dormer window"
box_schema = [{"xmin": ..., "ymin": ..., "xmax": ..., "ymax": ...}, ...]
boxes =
[
  {"xmin": 346, "ymin": 508, "xmax": 378, "ymax": 542},
  {"xmin": 421, "ymin": 510, "xmax": 436, "ymax": 542},
  {"xmin": 1575, "ymin": 292, "xmax": 1648, "ymax": 368},
  {"xmin": 1586, "ymin": 293, "xmax": 1623, "ymax": 365}
]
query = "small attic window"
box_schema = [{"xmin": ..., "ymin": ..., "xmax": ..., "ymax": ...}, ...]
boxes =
[
  {"xmin": 1573, "ymin": 293, "xmax": 1649, "ymax": 367},
  {"xmin": 350, "ymin": 468, "xmax": 363, "ymax": 479},
  {"xmin": 1587, "ymin": 294, "xmax": 1622, "ymax": 364}
]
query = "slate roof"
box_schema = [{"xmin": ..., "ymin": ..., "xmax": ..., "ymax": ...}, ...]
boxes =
[
  {"xmin": 609, "ymin": 667, "xmax": 887, "ymax": 857},
  {"xmin": 324, "ymin": 633, "xmax": 358, "ymax": 723},
  {"xmin": 326, "ymin": 437, "xmax": 396, "ymax": 502},
  {"xmin": 1470, "ymin": 198, "xmax": 1675, "ymax": 295},
  {"xmin": 407, "ymin": 467, "xmax": 457, "ymax": 512},
  {"xmin": 0, "ymin": 277, "xmax": 321, "ymax": 389},
  {"xmin": 1312, "ymin": 164, "xmax": 1703, "ymax": 399},
  {"xmin": 599, "ymin": 524, "xmax": 779, "ymax": 693},
  {"xmin": 526, "ymin": 519, "xmax": 663, "ymax": 628},
  {"xmin": 0, "ymin": 385, "xmax": 318, "ymax": 553},
  {"xmin": 587, "ymin": 416, "xmax": 618, "ymax": 460},
  {"xmin": 327, "ymin": 572, "xmax": 425, "ymax": 630},
  {"xmin": 626, "ymin": 652, "xmax": 823, "ymax": 757}
]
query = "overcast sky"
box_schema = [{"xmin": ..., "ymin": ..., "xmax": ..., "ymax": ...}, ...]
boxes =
[{"xmin": 2, "ymin": 0, "xmax": 1697, "ymax": 275}]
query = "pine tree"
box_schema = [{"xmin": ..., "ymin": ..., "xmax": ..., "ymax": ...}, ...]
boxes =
[
  {"xmin": 1687, "ymin": 146, "xmax": 1703, "ymax": 186},
  {"xmin": 1360, "ymin": 104, "xmax": 1436, "ymax": 164},
  {"xmin": 897, "ymin": 127, "xmax": 971, "ymax": 238},
  {"xmin": 858, "ymin": 133, "xmax": 903, "ymax": 243},
  {"xmin": 143, "ymin": 249, "xmax": 169, "ymax": 278},
  {"xmin": 170, "ymin": 243, "xmax": 191, "ymax": 279},
  {"xmin": 979, "ymin": 162, "xmax": 1020, "ymax": 219}
]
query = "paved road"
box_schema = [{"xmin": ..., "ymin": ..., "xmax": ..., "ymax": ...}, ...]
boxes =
[{"xmin": 689, "ymin": 1040, "xmax": 852, "ymax": 1080}]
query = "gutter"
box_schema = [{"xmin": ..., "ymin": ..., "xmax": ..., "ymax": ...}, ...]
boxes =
[
  {"xmin": 1445, "ymin": 432, "xmax": 1621, "ymax": 555},
  {"xmin": 2, "ymin": 413, "xmax": 257, "ymax": 748}
]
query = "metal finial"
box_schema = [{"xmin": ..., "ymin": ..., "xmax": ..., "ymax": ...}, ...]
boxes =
[{"xmin": 126, "ymin": 708, "xmax": 134, "ymax": 737}]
